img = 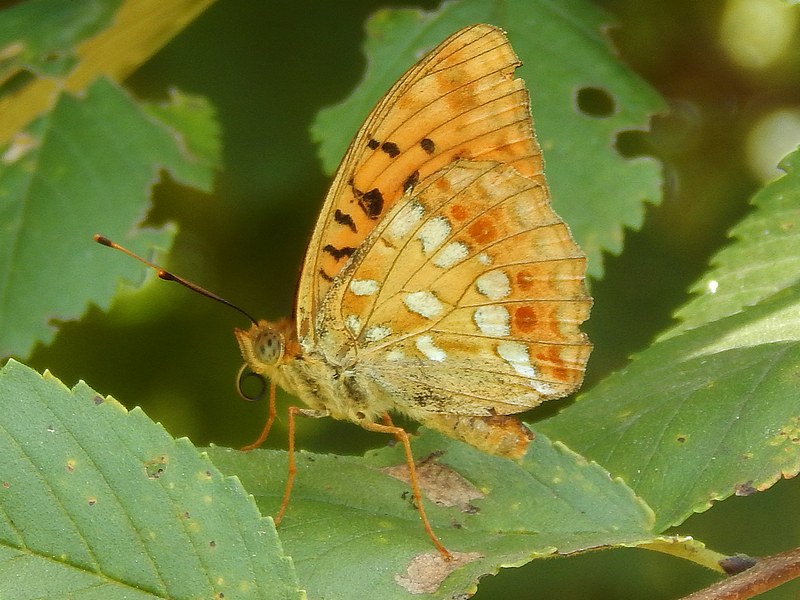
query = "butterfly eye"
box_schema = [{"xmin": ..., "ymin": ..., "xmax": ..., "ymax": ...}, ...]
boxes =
[{"xmin": 255, "ymin": 329, "xmax": 285, "ymax": 365}]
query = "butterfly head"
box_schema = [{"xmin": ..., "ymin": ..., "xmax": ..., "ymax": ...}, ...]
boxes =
[{"xmin": 234, "ymin": 317, "xmax": 297, "ymax": 377}]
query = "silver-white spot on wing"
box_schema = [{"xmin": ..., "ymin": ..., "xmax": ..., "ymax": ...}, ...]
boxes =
[
  {"xmin": 386, "ymin": 348, "xmax": 405, "ymax": 362},
  {"xmin": 497, "ymin": 341, "xmax": 555, "ymax": 395},
  {"xmin": 474, "ymin": 305, "xmax": 511, "ymax": 337},
  {"xmin": 387, "ymin": 201, "xmax": 425, "ymax": 241},
  {"xmin": 476, "ymin": 270, "xmax": 511, "ymax": 300},
  {"xmin": 345, "ymin": 314, "xmax": 361, "ymax": 335},
  {"xmin": 417, "ymin": 216, "xmax": 451, "ymax": 254},
  {"xmin": 349, "ymin": 278, "xmax": 380, "ymax": 296},
  {"xmin": 415, "ymin": 335, "xmax": 447, "ymax": 362},
  {"xmin": 433, "ymin": 241, "xmax": 469, "ymax": 269},
  {"xmin": 497, "ymin": 341, "xmax": 536, "ymax": 379},
  {"xmin": 403, "ymin": 291, "xmax": 443, "ymax": 319},
  {"xmin": 365, "ymin": 325, "xmax": 392, "ymax": 343}
]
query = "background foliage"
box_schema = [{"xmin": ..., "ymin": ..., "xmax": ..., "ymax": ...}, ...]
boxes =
[{"xmin": 2, "ymin": 0, "xmax": 799, "ymax": 598}]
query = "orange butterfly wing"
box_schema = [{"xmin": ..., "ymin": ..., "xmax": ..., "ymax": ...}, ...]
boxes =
[
  {"xmin": 292, "ymin": 24, "xmax": 591, "ymax": 452},
  {"xmin": 296, "ymin": 24, "xmax": 543, "ymax": 345}
]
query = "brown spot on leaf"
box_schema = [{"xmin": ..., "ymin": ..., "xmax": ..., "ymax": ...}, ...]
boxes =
[
  {"xmin": 145, "ymin": 455, "xmax": 168, "ymax": 479},
  {"xmin": 395, "ymin": 550, "xmax": 482, "ymax": 594},
  {"xmin": 383, "ymin": 453, "xmax": 483, "ymax": 511},
  {"xmin": 735, "ymin": 481, "xmax": 757, "ymax": 496}
]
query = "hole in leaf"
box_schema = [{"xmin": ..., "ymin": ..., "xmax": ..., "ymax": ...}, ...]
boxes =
[
  {"xmin": 615, "ymin": 130, "xmax": 654, "ymax": 159},
  {"xmin": 144, "ymin": 455, "xmax": 169, "ymax": 479},
  {"xmin": 576, "ymin": 86, "xmax": 616, "ymax": 117},
  {"xmin": 0, "ymin": 69, "xmax": 34, "ymax": 97}
]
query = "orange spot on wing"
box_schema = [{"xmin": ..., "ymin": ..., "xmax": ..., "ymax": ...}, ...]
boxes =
[
  {"xmin": 515, "ymin": 269, "xmax": 535, "ymax": 290},
  {"xmin": 552, "ymin": 364, "xmax": 569, "ymax": 382},
  {"xmin": 449, "ymin": 204, "xmax": 469, "ymax": 221},
  {"xmin": 513, "ymin": 266, "xmax": 558, "ymax": 297},
  {"xmin": 468, "ymin": 217, "xmax": 498, "ymax": 244},
  {"xmin": 513, "ymin": 306, "xmax": 538, "ymax": 332},
  {"xmin": 549, "ymin": 310, "xmax": 562, "ymax": 337},
  {"xmin": 435, "ymin": 177, "xmax": 452, "ymax": 194},
  {"xmin": 536, "ymin": 346, "xmax": 570, "ymax": 382},
  {"xmin": 438, "ymin": 67, "xmax": 478, "ymax": 110}
]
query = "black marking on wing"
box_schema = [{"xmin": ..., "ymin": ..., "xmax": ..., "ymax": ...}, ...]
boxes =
[
  {"xmin": 381, "ymin": 141, "xmax": 400, "ymax": 158},
  {"xmin": 319, "ymin": 268, "xmax": 333, "ymax": 282},
  {"xmin": 403, "ymin": 170, "xmax": 420, "ymax": 194},
  {"xmin": 333, "ymin": 209, "xmax": 357, "ymax": 233},
  {"xmin": 323, "ymin": 245, "xmax": 356, "ymax": 261},
  {"xmin": 420, "ymin": 138, "xmax": 435, "ymax": 154},
  {"xmin": 367, "ymin": 138, "xmax": 380, "ymax": 150},
  {"xmin": 359, "ymin": 188, "xmax": 384, "ymax": 219}
]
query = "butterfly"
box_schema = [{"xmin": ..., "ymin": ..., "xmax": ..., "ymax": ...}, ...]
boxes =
[
  {"xmin": 97, "ymin": 22, "xmax": 591, "ymax": 561},
  {"xmin": 233, "ymin": 24, "xmax": 592, "ymax": 560}
]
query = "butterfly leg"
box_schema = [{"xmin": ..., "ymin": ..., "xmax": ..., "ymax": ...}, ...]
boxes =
[
  {"xmin": 361, "ymin": 417, "xmax": 453, "ymax": 561},
  {"xmin": 241, "ymin": 381, "xmax": 278, "ymax": 451},
  {"xmin": 275, "ymin": 405, "xmax": 328, "ymax": 525}
]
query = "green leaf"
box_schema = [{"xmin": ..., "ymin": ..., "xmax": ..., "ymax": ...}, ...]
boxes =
[
  {"xmin": 144, "ymin": 88, "xmax": 222, "ymax": 171},
  {"xmin": 209, "ymin": 429, "xmax": 663, "ymax": 599},
  {"xmin": 311, "ymin": 0, "xmax": 666, "ymax": 278},
  {"xmin": 663, "ymin": 148, "xmax": 800, "ymax": 339},
  {"xmin": 0, "ymin": 359, "xmax": 303, "ymax": 600},
  {"xmin": 0, "ymin": 0, "xmax": 120, "ymax": 77},
  {"xmin": 539, "ymin": 150, "xmax": 800, "ymax": 530},
  {"xmin": 0, "ymin": 77, "xmax": 220, "ymax": 358}
]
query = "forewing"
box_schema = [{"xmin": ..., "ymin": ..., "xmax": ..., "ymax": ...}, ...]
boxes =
[{"xmin": 296, "ymin": 24, "xmax": 542, "ymax": 346}]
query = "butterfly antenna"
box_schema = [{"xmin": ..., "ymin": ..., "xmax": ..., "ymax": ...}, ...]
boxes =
[{"xmin": 94, "ymin": 234, "xmax": 259, "ymax": 325}]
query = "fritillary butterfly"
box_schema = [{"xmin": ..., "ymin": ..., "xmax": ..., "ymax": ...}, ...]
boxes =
[
  {"xmin": 235, "ymin": 24, "xmax": 592, "ymax": 559},
  {"xmin": 97, "ymin": 23, "xmax": 592, "ymax": 561}
]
